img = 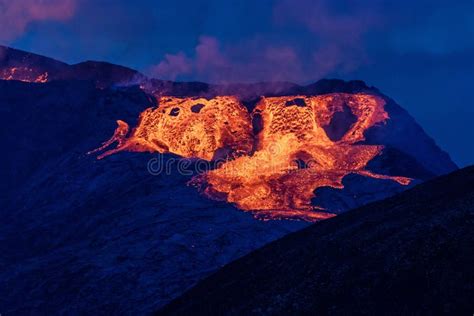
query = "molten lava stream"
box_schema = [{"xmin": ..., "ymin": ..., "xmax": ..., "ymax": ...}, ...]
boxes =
[
  {"xmin": 91, "ymin": 93, "xmax": 412, "ymax": 222},
  {"xmin": 92, "ymin": 96, "xmax": 253, "ymax": 160}
]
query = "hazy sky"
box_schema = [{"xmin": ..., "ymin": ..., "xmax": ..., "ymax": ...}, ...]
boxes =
[{"xmin": 1, "ymin": 0, "xmax": 473, "ymax": 166}]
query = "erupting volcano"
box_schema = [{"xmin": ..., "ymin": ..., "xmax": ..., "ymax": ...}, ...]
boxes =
[
  {"xmin": 0, "ymin": 0, "xmax": 470, "ymax": 311},
  {"xmin": 0, "ymin": 44, "xmax": 462, "ymax": 315},
  {"xmin": 92, "ymin": 93, "xmax": 412, "ymax": 221},
  {"xmin": 0, "ymin": 45, "xmax": 457, "ymax": 221}
]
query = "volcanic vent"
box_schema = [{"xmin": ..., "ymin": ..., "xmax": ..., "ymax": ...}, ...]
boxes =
[{"xmin": 92, "ymin": 92, "xmax": 412, "ymax": 221}]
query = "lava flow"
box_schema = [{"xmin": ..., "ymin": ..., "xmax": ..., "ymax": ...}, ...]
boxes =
[
  {"xmin": 0, "ymin": 67, "xmax": 49, "ymax": 83},
  {"xmin": 92, "ymin": 93, "xmax": 412, "ymax": 222},
  {"xmin": 91, "ymin": 96, "xmax": 253, "ymax": 160}
]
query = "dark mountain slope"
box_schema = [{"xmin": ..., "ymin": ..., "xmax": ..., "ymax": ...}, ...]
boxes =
[
  {"xmin": 0, "ymin": 80, "xmax": 306, "ymax": 314},
  {"xmin": 159, "ymin": 166, "xmax": 474, "ymax": 315},
  {"xmin": 0, "ymin": 80, "xmax": 146, "ymax": 207}
]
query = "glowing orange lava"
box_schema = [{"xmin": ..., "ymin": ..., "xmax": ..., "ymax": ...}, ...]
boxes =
[
  {"xmin": 0, "ymin": 67, "xmax": 49, "ymax": 83},
  {"xmin": 92, "ymin": 96, "xmax": 253, "ymax": 160},
  {"xmin": 92, "ymin": 93, "xmax": 412, "ymax": 221}
]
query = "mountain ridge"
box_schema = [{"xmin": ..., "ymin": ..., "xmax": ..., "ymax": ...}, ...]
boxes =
[
  {"xmin": 0, "ymin": 45, "xmax": 383, "ymax": 97},
  {"xmin": 0, "ymin": 44, "xmax": 458, "ymax": 176}
]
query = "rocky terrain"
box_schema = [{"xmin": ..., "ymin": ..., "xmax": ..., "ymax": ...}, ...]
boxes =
[{"xmin": 159, "ymin": 166, "xmax": 474, "ymax": 315}]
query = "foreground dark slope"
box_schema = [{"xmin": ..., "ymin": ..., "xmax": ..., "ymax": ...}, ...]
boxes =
[{"xmin": 160, "ymin": 166, "xmax": 474, "ymax": 315}]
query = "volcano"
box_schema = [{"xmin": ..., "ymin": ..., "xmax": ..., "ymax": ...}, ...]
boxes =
[
  {"xmin": 87, "ymin": 87, "xmax": 454, "ymax": 221},
  {"xmin": 0, "ymin": 46, "xmax": 458, "ymax": 313}
]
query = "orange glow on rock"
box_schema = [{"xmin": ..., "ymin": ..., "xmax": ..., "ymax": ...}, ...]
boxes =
[
  {"xmin": 92, "ymin": 93, "xmax": 412, "ymax": 221},
  {"xmin": 93, "ymin": 96, "xmax": 253, "ymax": 160},
  {"xmin": 0, "ymin": 67, "xmax": 49, "ymax": 83}
]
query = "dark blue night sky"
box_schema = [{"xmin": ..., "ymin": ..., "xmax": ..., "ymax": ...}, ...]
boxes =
[{"xmin": 1, "ymin": 0, "xmax": 473, "ymax": 166}]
